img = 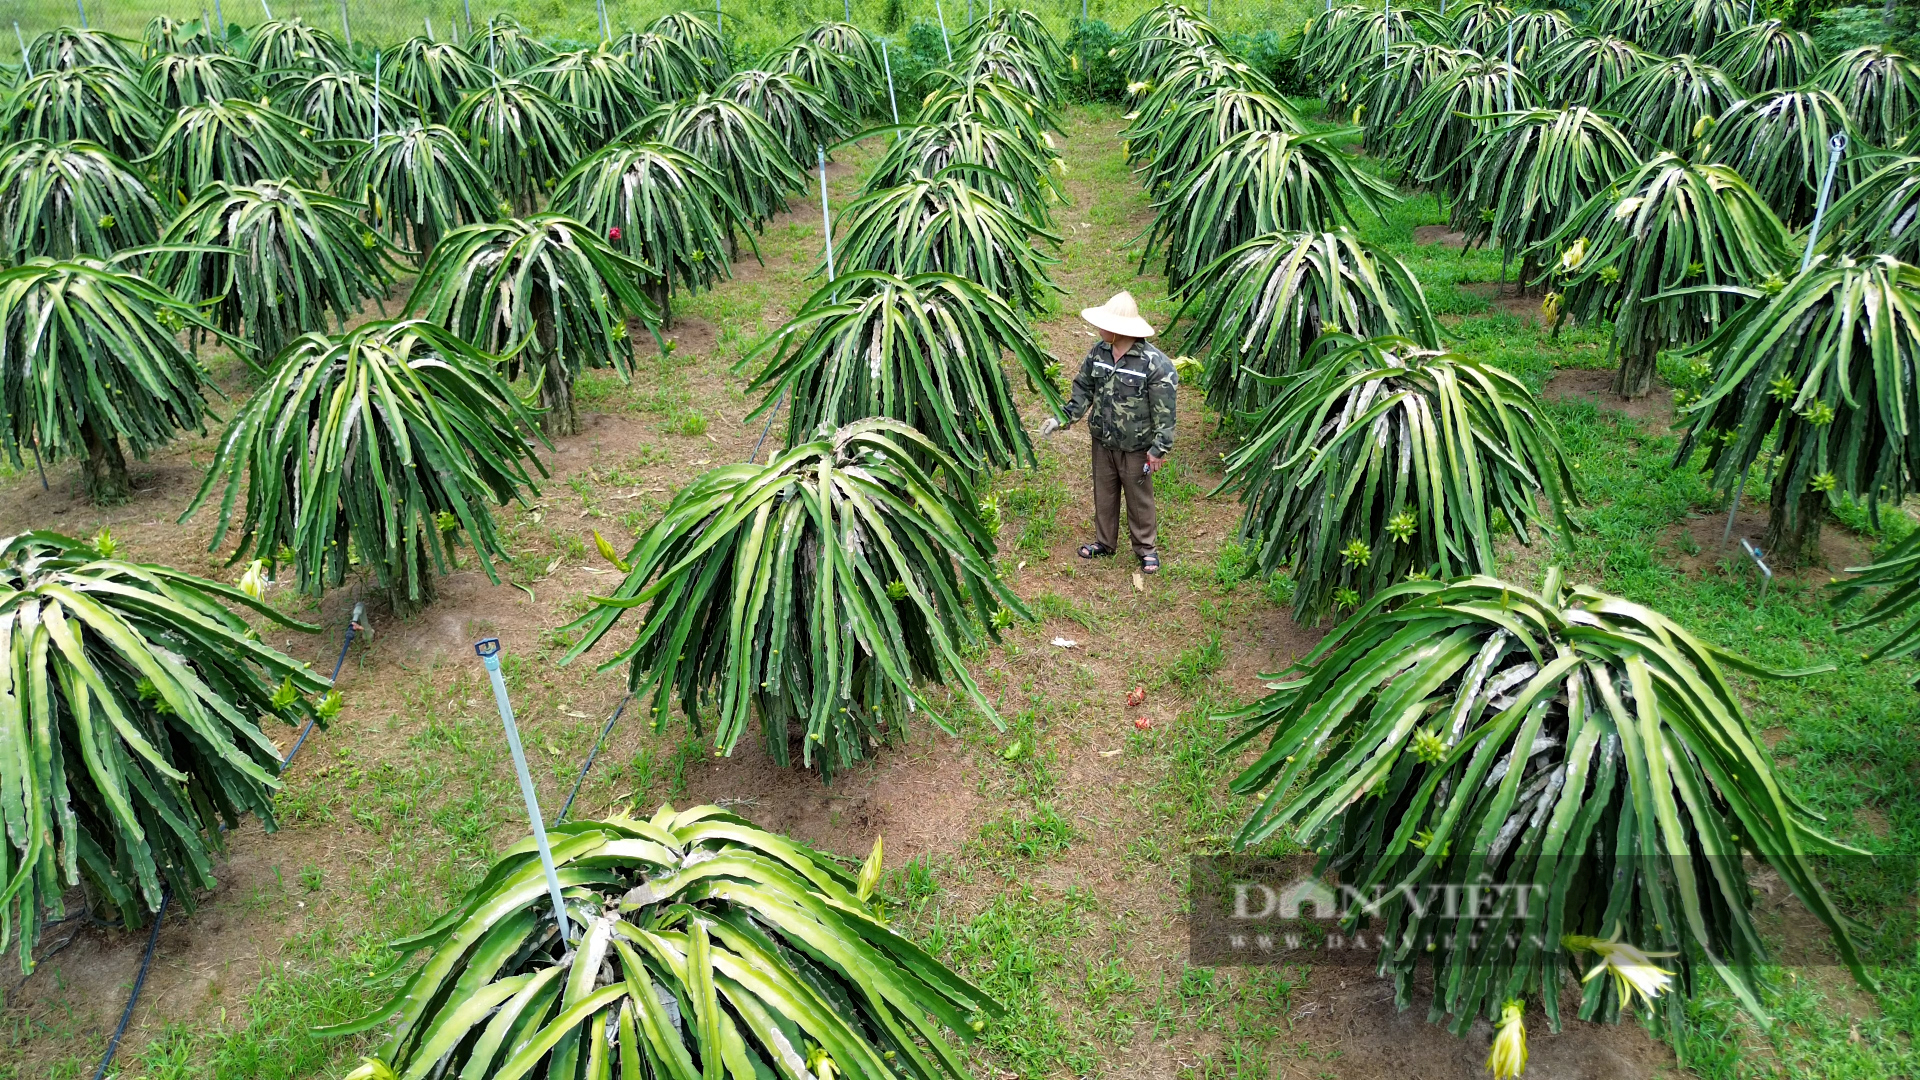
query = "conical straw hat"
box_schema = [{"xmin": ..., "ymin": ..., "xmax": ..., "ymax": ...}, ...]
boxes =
[{"xmin": 1080, "ymin": 291, "xmax": 1156, "ymax": 338}]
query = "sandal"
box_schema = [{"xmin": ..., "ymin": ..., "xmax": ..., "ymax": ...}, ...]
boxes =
[
  {"xmin": 1140, "ymin": 552, "xmax": 1160, "ymax": 574},
  {"xmin": 1078, "ymin": 542, "xmax": 1115, "ymax": 559}
]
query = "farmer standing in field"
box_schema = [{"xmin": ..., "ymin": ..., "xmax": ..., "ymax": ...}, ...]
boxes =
[{"xmin": 1038, "ymin": 291, "xmax": 1178, "ymax": 574}]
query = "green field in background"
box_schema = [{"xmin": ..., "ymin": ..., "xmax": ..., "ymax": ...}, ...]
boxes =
[{"xmin": 3, "ymin": 0, "xmax": 1308, "ymax": 57}]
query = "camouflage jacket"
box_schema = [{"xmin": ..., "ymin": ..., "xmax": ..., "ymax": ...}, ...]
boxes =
[{"xmin": 1062, "ymin": 339, "xmax": 1178, "ymax": 456}]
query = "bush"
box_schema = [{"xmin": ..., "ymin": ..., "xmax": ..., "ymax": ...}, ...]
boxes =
[
  {"xmin": 1814, "ymin": 4, "xmax": 1920, "ymax": 57},
  {"xmin": 876, "ymin": 21, "xmax": 951, "ymax": 104},
  {"xmin": 1064, "ymin": 19, "xmax": 1127, "ymax": 102},
  {"xmin": 1222, "ymin": 29, "xmax": 1304, "ymax": 93}
]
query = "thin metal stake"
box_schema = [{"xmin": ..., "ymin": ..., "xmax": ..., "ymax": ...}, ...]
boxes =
[
  {"xmin": 462, "ymin": 0, "xmax": 472, "ymax": 38},
  {"xmin": 372, "ymin": 51, "xmax": 382, "ymax": 141},
  {"xmin": 1504, "ymin": 23, "xmax": 1515, "ymax": 112},
  {"xmin": 214, "ymin": 0, "xmax": 225, "ymax": 33},
  {"xmin": 261, "ymin": 0, "xmax": 272, "ymax": 20},
  {"xmin": 1723, "ymin": 460, "xmax": 1754, "ymax": 542},
  {"xmin": 845, "ymin": 0, "xmax": 852, "ymax": 22},
  {"xmin": 881, "ymin": 39, "xmax": 898, "ymax": 124},
  {"xmin": 425, "ymin": 14, "xmax": 433, "ymax": 39},
  {"xmin": 475, "ymin": 639, "xmax": 574, "ymax": 944},
  {"xmin": 715, "ymin": 0, "xmax": 722, "ymax": 41},
  {"xmin": 1802, "ymin": 133, "xmax": 1848, "ymax": 272},
  {"xmin": 1383, "ymin": 0, "xmax": 1391, "ymax": 69},
  {"xmin": 1083, "ymin": 0, "xmax": 1088, "ymax": 21},
  {"xmin": 819, "ymin": 146, "xmax": 836, "ymax": 281},
  {"xmin": 75, "ymin": 0, "xmax": 86, "ymax": 29},
  {"xmin": 936, "ymin": 0, "xmax": 952, "ymax": 61},
  {"xmin": 14, "ymin": 23, "xmax": 29, "ymax": 78},
  {"xmin": 1740, "ymin": 538, "xmax": 1773, "ymax": 603},
  {"xmin": 339, "ymin": 0, "xmax": 351, "ymax": 48}
]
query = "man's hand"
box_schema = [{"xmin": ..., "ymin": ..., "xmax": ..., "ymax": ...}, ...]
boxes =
[
  {"xmin": 1145, "ymin": 454, "xmax": 1169, "ymax": 475},
  {"xmin": 1038, "ymin": 417, "xmax": 1061, "ymax": 438}
]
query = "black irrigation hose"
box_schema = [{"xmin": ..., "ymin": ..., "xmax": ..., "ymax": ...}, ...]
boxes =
[
  {"xmin": 91, "ymin": 890, "xmax": 167, "ymax": 1080},
  {"xmin": 553, "ymin": 693, "xmax": 634, "ymax": 826},
  {"xmin": 282, "ymin": 605, "xmax": 363, "ymax": 770},
  {"xmin": 747, "ymin": 390, "xmax": 787, "ymax": 466},
  {"xmin": 88, "ymin": 610, "xmax": 361, "ymax": 1079}
]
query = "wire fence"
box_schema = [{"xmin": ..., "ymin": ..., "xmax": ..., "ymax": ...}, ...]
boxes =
[{"xmin": 5, "ymin": 0, "xmax": 1313, "ymax": 59}]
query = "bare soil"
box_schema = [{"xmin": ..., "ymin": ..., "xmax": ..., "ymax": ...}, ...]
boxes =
[
  {"xmin": 1459, "ymin": 279, "xmax": 1548, "ymax": 324},
  {"xmin": 1544, "ymin": 367, "xmax": 1676, "ymax": 431},
  {"xmin": 1412, "ymin": 225, "xmax": 1468, "ymax": 249},
  {"xmin": 1658, "ymin": 507, "xmax": 1872, "ymax": 584}
]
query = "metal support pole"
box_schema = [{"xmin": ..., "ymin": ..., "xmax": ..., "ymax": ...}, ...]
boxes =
[
  {"xmin": 1083, "ymin": 0, "xmax": 1089, "ymax": 21},
  {"xmin": 214, "ymin": 0, "xmax": 225, "ymax": 33},
  {"xmin": 881, "ymin": 39, "xmax": 898, "ymax": 124},
  {"xmin": 339, "ymin": 0, "xmax": 351, "ymax": 48},
  {"xmin": 597, "ymin": 0, "xmax": 610, "ymax": 41},
  {"xmin": 1802, "ymin": 133, "xmax": 1848, "ymax": 272},
  {"xmin": 463, "ymin": 0, "xmax": 472, "ymax": 39},
  {"xmin": 819, "ymin": 146, "xmax": 836, "ymax": 281},
  {"xmin": 425, "ymin": 14, "xmax": 434, "ymax": 39},
  {"xmin": 936, "ymin": 0, "xmax": 953, "ymax": 61},
  {"xmin": 14, "ymin": 23, "xmax": 29, "ymax": 78},
  {"xmin": 75, "ymin": 0, "xmax": 87, "ymax": 29},
  {"xmin": 372, "ymin": 50, "xmax": 382, "ymax": 141},
  {"xmin": 1723, "ymin": 460, "xmax": 1754, "ymax": 543},
  {"xmin": 967, "ymin": 0, "xmax": 972, "ymax": 27},
  {"xmin": 261, "ymin": 0, "xmax": 273, "ymax": 20},
  {"xmin": 845, "ymin": 0, "xmax": 852, "ymax": 22},
  {"xmin": 1740, "ymin": 538, "xmax": 1773, "ymax": 603},
  {"xmin": 475, "ymin": 639, "xmax": 574, "ymax": 945},
  {"xmin": 1504, "ymin": 23, "xmax": 1515, "ymax": 111},
  {"xmin": 716, "ymin": 0, "xmax": 723, "ymax": 41}
]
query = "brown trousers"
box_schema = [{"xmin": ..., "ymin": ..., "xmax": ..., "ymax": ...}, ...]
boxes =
[{"xmin": 1091, "ymin": 441, "xmax": 1158, "ymax": 556}]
